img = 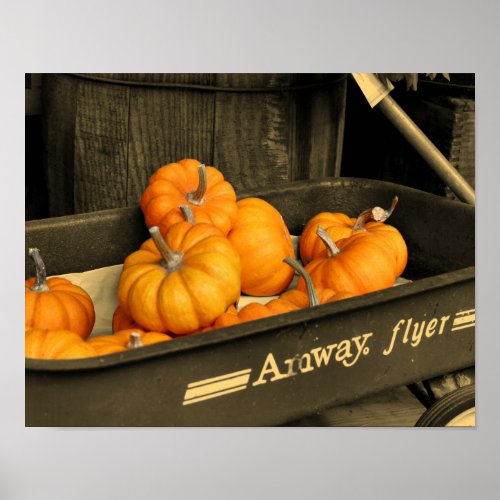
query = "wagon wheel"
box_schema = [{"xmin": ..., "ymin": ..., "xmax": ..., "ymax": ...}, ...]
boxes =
[{"xmin": 415, "ymin": 384, "xmax": 475, "ymax": 427}]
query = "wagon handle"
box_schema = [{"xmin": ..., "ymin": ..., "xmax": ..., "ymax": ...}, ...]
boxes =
[{"xmin": 351, "ymin": 73, "xmax": 475, "ymax": 205}]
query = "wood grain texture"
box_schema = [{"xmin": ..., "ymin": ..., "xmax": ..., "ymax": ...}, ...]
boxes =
[
  {"xmin": 291, "ymin": 74, "xmax": 347, "ymax": 180},
  {"xmin": 126, "ymin": 74, "xmax": 215, "ymax": 206},
  {"xmin": 78, "ymin": 73, "xmax": 214, "ymax": 84},
  {"xmin": 413, "ymin": 97, "xmax": 475, "ymax": 198},
  {"xmin": 212, "ymin": 73, "xmax": 295, "ymax": 192},
  {"xmin": 288, "ymin": 386, "xmax": 426, "ymax": 427},
  {"xmin": 42, "ymin": 74, "xmax": 78, "ymax": 216},
  {"xmin": 73, "ymin": 80, "xmax": 130, "ymax": 213},
  {"xmin": 42, "ymin": 74, "xmax": 348, "ymax": 214}
]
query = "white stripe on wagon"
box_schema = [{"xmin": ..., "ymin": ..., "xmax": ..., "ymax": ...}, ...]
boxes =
[
  {"xmin": 183, "ymin": 369, "xmax": 252, "ymax": 406},
  {"xmin": 451, "ymin": 322, "xmax": 476, "ymax": 331},
  {"xmin": 453, "ymin": 314, "xmax": 475, "ymax": 326}
]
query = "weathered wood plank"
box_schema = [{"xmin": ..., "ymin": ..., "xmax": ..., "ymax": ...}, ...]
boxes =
[
  {"xmin": 291, "ymin": 74, "xmax": 347, "ymax": 180},
  {"xmin": 212, "ymin": 73, "xmax": 295, "ymax": 192},
  {"xmin": 42, "ymin": 74, "xmax": 78, "ymax": 216},
  {"xmin": 126, "ymin": 74, "xmax": 215, "ymax": 206},
  {"xmin": 42, "ymin": 73, "xmax": 348, "ymax": 214},
  {"xmin": 73, "ymin": 80, "xmax": 130, "ymax": 212}
]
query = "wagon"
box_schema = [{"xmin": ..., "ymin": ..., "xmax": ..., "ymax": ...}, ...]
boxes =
[{"xmin": 25, "ymin": 177, "xmax": 475, "ymax": 426}]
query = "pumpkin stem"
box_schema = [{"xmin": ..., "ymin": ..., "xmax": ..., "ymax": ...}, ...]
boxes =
[
  {"xmin": 127, "ymin": 332, "xmax": 144, "ymax": 349},
  {"xmin": 149, "ymin": 226, "xmax": 184, "ymax": 272},
  {"xmin": 28, "ymin": 248, "xmax": 50, "ymax": 292},
  {"xmin": 316, "ymin": 227, "xmax": 341, "ymax": 258},
  {"xmin": 352, "ymin": 196, "xmax": 399, "ymax": 230},
  {"xmin": 179, "ymin": 205, "xmax": 195, "ymax": 224},
  {"xmin": 186, "ymin": 164, "xmax": 207, "ymax": 206},
  {"xmin": 283, "ymin": 258, "xmax": 320, "ymax": 307}
]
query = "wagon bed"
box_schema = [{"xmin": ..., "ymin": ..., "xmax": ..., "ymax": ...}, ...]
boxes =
[{"xmin": 25, "ymin": 177, "xmax": 475, "ymax": 426}]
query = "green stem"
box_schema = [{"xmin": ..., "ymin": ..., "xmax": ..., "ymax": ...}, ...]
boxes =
[
  {"xmin": 283, "ymin": 257, "xmax": 320, "ymax": 307},
  {"xmin": 185, "ymin": 164, "xmax": 207, "ymax": 206},
  {"xmin": 28, "ymin": 248, "xmax": 50, "ymax": 292},
  {"xmin": 352, "ymin": 196, "xmax": 399, "ymax": 230},
  {"xmin": 179, "ymin": 205, "xmax": 195, "ymax": 224},
  {"xmin": 149, "ymin": 226, "xmax": 184, "ymax": 272},
  {"xmin": 316, "ymin": 227, "xmax": 341, "ymax": 258}
]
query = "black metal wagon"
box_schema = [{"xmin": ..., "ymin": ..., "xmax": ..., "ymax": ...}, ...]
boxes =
[{"xmin": 25, "ymin": 177, "xmax": 474, "ymax": 426}]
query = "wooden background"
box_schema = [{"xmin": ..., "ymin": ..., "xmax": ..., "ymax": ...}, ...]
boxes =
[
  {"xmin": 41, "ymin": 73, "xmax": 347, "ymax": 216},
  {"xmin": 26, "ymin": 73, "xmax": 475, "ymax": 220}
]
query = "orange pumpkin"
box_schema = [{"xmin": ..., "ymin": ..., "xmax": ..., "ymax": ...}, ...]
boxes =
[
  {"xmin": 299, "ymin": 197, "xmax": 407, "ymax": 276},
  {"xmin": 112, "ymin": 305, "xmax": 144, "ymax": 333},
  {"xmin": 278, "ymin": 257, "xmax": 356, "ymax": 307},
  {"xmin": 25, "ymin": 328, "xmax": 97, "ymax": 360},
  {"xmin": 88, "ymin": 329, "xmax": 173, "ymax": 355},
  {"xmin": 209, "ymin": 258, "xmax": 354, "ymax": 330},
  {"xmin": 210, "ymin": 299, "xmax": 298, "ymax": 329},
  {"xmin": 118, "ymin": 222, "xmax": 241, "ymax": 335},
  {"xmin": 227, "ymin": 197, "xmax": 295, "ymax": 296},
  {"xmin": 86, "ymin": 335, "xmax": 127, "ymax": 356},
  {"xmin": 25, "ymin": 248, "xmax": 96, "ymax": 339},
  {"xmin": 112, "ymin": 328, "xmax": 174, "ymax": 346},
  {"xmin": 297, "ymin": 228, "xmax": 396, "ymax": 296},
  {"xmin": 140, "ymin": 159, "xmax": 237, "ymax": 235}
]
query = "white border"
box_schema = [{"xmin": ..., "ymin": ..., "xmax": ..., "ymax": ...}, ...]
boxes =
[{"xmin": 3, "ymin": 1, "xmax": 499, "ymax": 499}]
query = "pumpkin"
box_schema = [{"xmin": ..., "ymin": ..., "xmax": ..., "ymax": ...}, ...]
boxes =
[
  {"xmin": 25, "ymin": 248, "xmax": 96, "ymax": 339},
  {"xmin": 140, "ymin": 159, "xmax": 237, "ymax": 235},
  {"xmin": 118, "ymin": 222, "xmax": 241, "ymax": 335},
  {"xmin": 210, "ymin": 298, "xmax": 298, "ymax": 329},
  {"xmin": 299, "ymin": 197, "xmax": 407, "ymax": 276},
  {"xmin": 86, "ymin": 335, "xmax": 127, "ymax": 356},
  {"xmin": 25, "ymin": 328, "xmax": 97, "ymax": 360},
  {"xmin": 297, "ymin": 227, "xmax": 396, "ymax": 296},
  {"xmin": 112, "ymin": 328, "xmax": 174, "ymax": 347},
  {"xmin": 209, "ymin": 258, "xmax": 354, "ymax": 330},
  {"xmin": 112, "ymin": 305, "xmax": 144, "ymax": 333},
  {"xmin": 278, "ymin": 257, "xmax": 356, "ymax": 307},
  {"xmin": 227, "ymin": 197, "xmax": 295, "ymax": 296},
  {"xmin": 88, "ymin": 329, "xmax": 173, "ymax": 355}
]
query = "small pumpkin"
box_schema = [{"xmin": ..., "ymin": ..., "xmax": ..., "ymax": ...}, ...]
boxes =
[
  {"xmin": 209, "ymin": 258, "xmax": 354, "ymax": 330},
  {"xmin": 227, "ymin": 197, "xmax": 295, "ymax": 296},
  {"xmin": 25, "ymin": 248, "xmax": 96, "ymax": 339},
  {"xmin": 112, "ymin": 328, "xmax": 174, "ymax": 346},
  {"xmin": 112, "ymin": 305, "xmax": 144, "ymax": 333},
  {"xmin": 86, "ymin": 334, "xmax": 127, "ymax": 356},
  {"xmin": 299, "ymin": 197, "xmax": 407, "ymax": 276},
  {"xmin": 25, "ymin": 328, "xmax": 97, "ymax": 360},
  {"xmin": 118, "ymin": 222, "xmax": 241, "ymax": 335},
  {"xmin": 297, "ymin": 227, "xmax": 396, "ymax": 296},
  {"xmin": 278, "ymin": 257, "xmax": 356, "ymax": 307},
  {"xmin": 140, "ymin": 159, "xmax": 238, "ymax": 235},
  {"xmin": 88, "ymin": 329, "xmax": 173, "ymax": 355}
]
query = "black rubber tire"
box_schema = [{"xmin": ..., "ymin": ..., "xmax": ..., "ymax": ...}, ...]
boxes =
[{"xmin": 415, "ymin": 384, "xmax": 475, "ymax": 427}]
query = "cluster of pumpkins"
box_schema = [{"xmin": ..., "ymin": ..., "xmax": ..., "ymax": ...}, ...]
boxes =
[{"xmin": 25, "ymin": 158, "xmax": 408, "ymax": 360}]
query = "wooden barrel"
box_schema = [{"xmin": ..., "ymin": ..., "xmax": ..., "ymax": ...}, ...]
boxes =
[{"xmin": 42, "ymin": 73, "xmax": 347, "ymax": 216}]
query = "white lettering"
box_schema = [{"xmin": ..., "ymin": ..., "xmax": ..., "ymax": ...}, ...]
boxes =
[
  {"xmin": 252, "ymin": 353, "xmax": 288, "ymax": 386},
  {"xmin": 383, "ymin": 319, "xmax": 405, "ymax": 356},
  {"xmin": 311, "ymin": 344, "xmax": 337, "ymax": 367},
  {"xmin": 438, "ymin": 315, "xmax": 450, "ymax": 334},
  {"xmin": 425, "ymin": 318, "xmax": 438, "ymax": 338},
  {"xmin": 343, "ymin": 333, "xmax": 373, "ymax": 367},
  {"xmin": 299, "ymin": 353, "xmax": 314, "ymax": 373}
]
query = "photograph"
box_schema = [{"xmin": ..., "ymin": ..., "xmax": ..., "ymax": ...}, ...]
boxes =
[
  {"xmin": 7, "ymin": 1, "xmax": 500, "ymax": 498},
  {"xmin": 25, "ymin": 72, "xmax": 476, "ymax": 428}
]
